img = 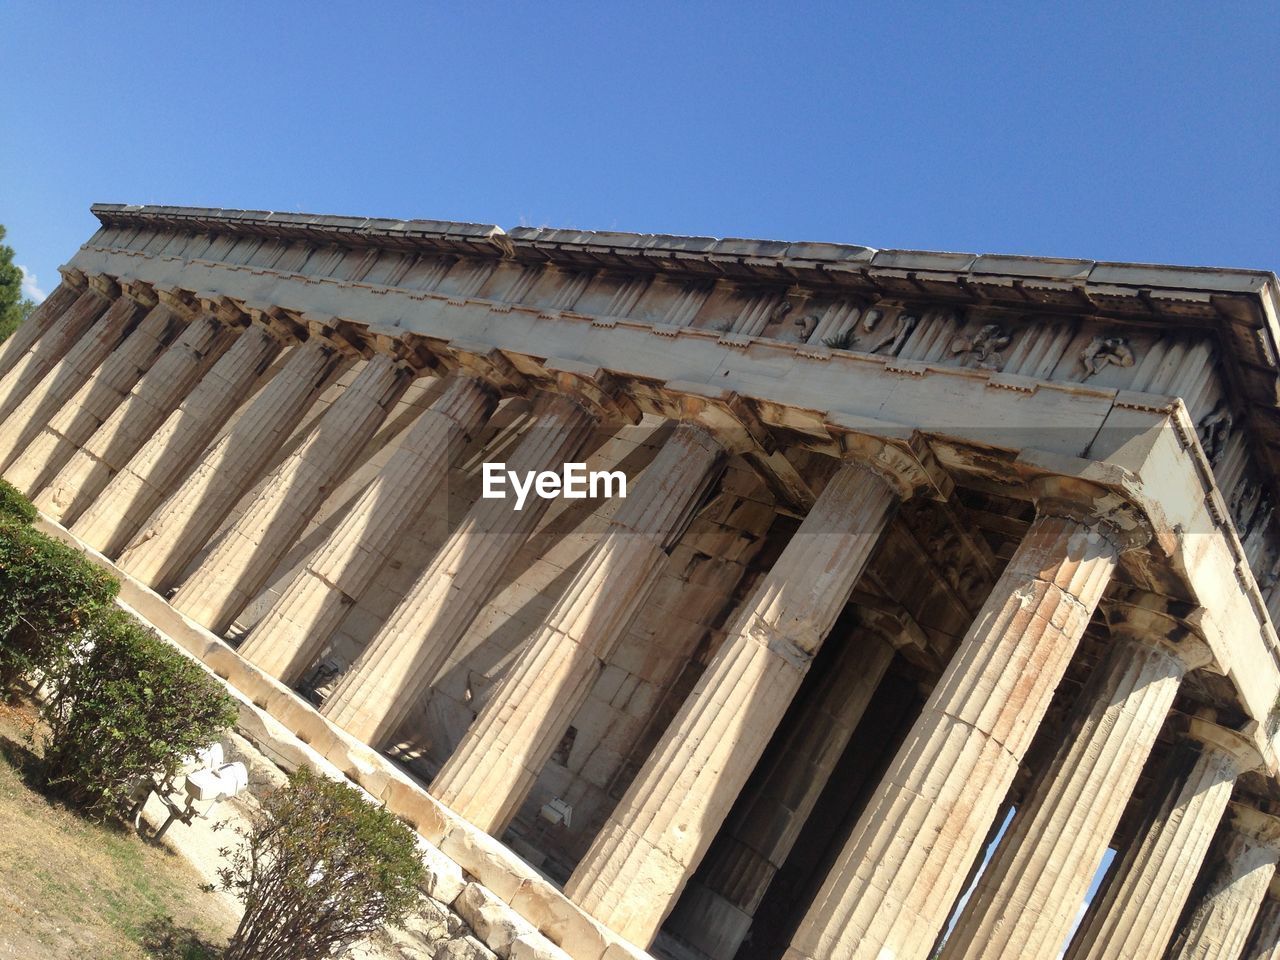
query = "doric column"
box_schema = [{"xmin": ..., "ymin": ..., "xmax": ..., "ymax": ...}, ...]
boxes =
[
  {"xmin": 1066, "ymin": 719, "xmax": 1263, "ymax": 960},
  {"xmin": 941, "ymin": 599, "xmax": 1212, "ymax": 960},
  {"xmin": 70, "ymin": 316, "xmax": 285, "ymax": 557},
  {"xmin": 1168, "ymin": 806, "xmax": 1280, "ymax": 960},
  {"xmin": 429, "ymin": 419, "xmax": 728, "ymax": 834},
  {"xmin": 782, "ymin": 477, "xmax": 1148, "ymax": 960},
  {"xmin": 0, "ymin": 266, "xmax": 86, "ymax": 380},
  {"xmin": 5, "ymin": 285, "xmax": 196, "ymax": 495},
  {"xmin": 566, "ymin": 437, "xmax": 945, "ymax": 946},
  {"xmin": 0, "ymin": 272, "xmax": 108, "ymax": 417},
  {"xmin": 662, "ymin": 609, "xmax": 923, "ymax": 960},
  {"xmin": 1242, "ymin": 886, "xmax": 1280, "ymax": 960},
  {"xmin": 170, "ymin": 348, "xmax": 416, "ymax": 634},
  {"xmin": 115, "ymin": 330, "xmax": 344, "ymax": 590},
  {"xmin": 35, "ymin": 298, "xmax": 244, "ymax": 525},
  {"xmin": 0, "ymin": 274, "xmax": 128, "ymax": 439},
  {"xmin": 316, "ymin": 382, "xmax": 623, "ymax": 742},
  {"xmin": 237, "ymin": 369, "xmax": 501, "ymax": 679}
]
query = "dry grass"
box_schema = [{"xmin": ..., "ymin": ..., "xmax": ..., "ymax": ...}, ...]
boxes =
[{"xmin": 0, "ymin": 700, "xmax": 236, "ymax": 959}]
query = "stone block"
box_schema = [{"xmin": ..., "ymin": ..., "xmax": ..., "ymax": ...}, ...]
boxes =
[
  {"xmin": 455, "ymin": 883, "xmax": 537, "ymax": 957},
  {"xmin": 509, "ymin": 931, "xmax": 573, "ymax": 960},
  {"xmin": 434, "ymin": 936, "xmax": 500, "ymax": 960},
  {"xmin": 417, "ymin": 838, "xmax": 468, "ymax": 905},
  {"xmin": 439, "ymin": 822, "xmax": 542, "ymax": 904}
]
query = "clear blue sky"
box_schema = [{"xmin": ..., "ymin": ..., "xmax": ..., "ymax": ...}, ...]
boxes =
[{"xmin": 3, "ymin": 1, "xmax": 1277, "ymax": 303}]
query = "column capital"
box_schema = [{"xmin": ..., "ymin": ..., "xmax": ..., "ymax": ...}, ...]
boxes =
[
  {"xmin": 154, "ymin": 285, "xmax": 200, "ymax": 321},
  {"xmin": 57, "ymin": 264, "xmax": 88, "ymax": 289},
  {"xmin": 542, "ymin": 358, "xmax": 641, "ymax": 426},
  {"xmin": 1188, "ymin": 717, "xmax": 1266, "ymax": 774},
  {"xmin": 119, "ymin": 279, "xmax": 159, "ymax": 310},
  {"xmin": 826, "ymin": 414, "xmax": 953, "ymax": 501},
  {"xmin": 435, "ymin": 339, "xmax": 525, "ymax": 392},
  {"xmin": 86, "ymin": 272, "xmax": 121, "ymax": 300},
  {"xmin": 1228, "ymin": 804, "xmax": 1280, "ymax": 852},
  {"xmin": 1102, "ymin": 592, "xmax": 1215, "ymax": 670},
  {"xmin": 1030, "ymin": 475, "xmax": 1152, "ymax": 552},
  {"xmin": 658, "ymin": 381, "xmax": 772, "ymax": 456},
  {"xmin": 241, "ymin": 300, "xmax": 297, "ymax": 342},
  {"xmin": 366, "ymin": 330, "xmax": 435, "ymax": 372},
  {"xmin": 298, "ymin": 312, "xmax": 366, "ymax": 358},
  {"xmin": 195, "ymin": 294, "xmax": 251, "ymax": 329}
]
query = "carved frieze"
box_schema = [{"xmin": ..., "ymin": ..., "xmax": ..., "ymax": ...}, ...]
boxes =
[
  {"xmin": 1080, "ymin": 335, "xmax": 1136, "ymax": 377},
  {"xmin": 950, "ymin": 324, "xmax": 1012, "ymax": 371}
]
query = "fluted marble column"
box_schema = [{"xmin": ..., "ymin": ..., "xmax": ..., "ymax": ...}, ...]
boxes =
[
  {"xmin": 0, "ymin": 281, "xmax": 155, "ymax": 470},
  {"xmin": 238, "ymin": 371, "xmax": 500, "ymax": 680},
  {"xmin": 1168, "ymin": 806, "xmax": 1280, "ymax": 960},
  {"xmin": 567, "ymin": 454, "xmax": 924, "ymax": 945},
  {"xmin": 116, "ymin": 334, "xmax": 343, "ymax": 590},
  {"xmin": 5, "ymin": 288, "xmax": 196, "ymax": 495},
  {"xmin": 782, "ymin": 478, "xmax": 1147, "ymax": 960},
  {"xmin": 430, "ymin": 421, "xmax": 727, "ymax": 834},
  {"xmin": 0, "ymin": 268, "xmax": 86, "ymax": 380},
  {"xmin": 662, "ymin": 612, "xmax": 917, "ymax": 960},
  {"xmin": 1242, "ymin": 888, "xmax": 1280, "ymax": 960},
  {"xmin": 1066, "ymin": 719, "xmax": 1262, "ymax": 960},
  {"xmin": 171, "ymin": 350, "xmax": 415, "ymax": 634},
  {"xmin": 0, "ymin": 276, "xmax": 125, "ymax": 434},
  {"xmin": 35, "ymin": 303, "xmax": 243, "ymax": 524},
  {"xmin": 71, "ymin": 321, "xmax": 285, "ymax": 557},
  {"xmin": 316, "ymin": 392, "xmax": 597, "ymax": 740},
  {"xmin": 0, "ymin": 275, "xmax": 109, "ymax": 418},
  {"xmin": 941, "ymin": 611, "xmax": 1210, "ymax": 960}
]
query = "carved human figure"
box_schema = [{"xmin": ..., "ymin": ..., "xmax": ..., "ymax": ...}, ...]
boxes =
[
  {"xmin": 1198, "ymin": 400, "xmax": 1234, "ymax": 466},
  {"xmin": 1081, "ymin": 335, "xmax": 1136, "ymax": 376},
  {"xmin": 951, "ymin": 324, "xmax": 1011, "ymax": 370}
]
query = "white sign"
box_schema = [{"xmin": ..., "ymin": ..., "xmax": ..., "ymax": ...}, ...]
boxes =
[{"xmin": 482, "ymin": 462, "xmax": 627, "ymax": 511}]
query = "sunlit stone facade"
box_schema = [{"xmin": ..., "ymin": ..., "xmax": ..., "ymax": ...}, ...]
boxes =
[{"xmin": 11, "ymin": 203, "xmax": 1280, "ymax": 960}]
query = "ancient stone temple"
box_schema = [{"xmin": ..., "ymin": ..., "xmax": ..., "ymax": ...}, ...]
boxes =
[{"xmin": 9, "ymin": 202, "xmax": 1280, "ymax": 960}]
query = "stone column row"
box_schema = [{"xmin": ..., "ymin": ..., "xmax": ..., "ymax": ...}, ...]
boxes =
[
  {"xmin": 5, "ymin": 286, "xmax": 197, "ymax": 495},
  {"xmin": 428, "ymin": 420, "xmax": 728, "ymax": 835},
  {"xmin": 1244, "ymin": 884, "xmax": 1280, "ymax": 960},
  {"xmin": 237, "ymin": 370, "xmax": 500, "ymax": 678},
  {"xmin": 316, "ymin": 390, "xmax": 600, "ymax": 744},
  {"xmin": 663, "ymin": 609, "xmax": 921, "ymax": 960},
  {"xmin": 1168, "ymin": 806, "xmax": 1280, "ymax": 960},
  {"xmin": 116, "ymin": 332, "xmax": 346, "ymax": 590},
  {"xmin": 940, "ymin": 607, "xmax": 1211, "ymax": 960},
  {"xmin": 778, "ymin": 479, "xmax": 1145, "ymax": 960},
  {"xmin": 72, "ymin": 318, "xmax": 288, "ymax": 557},
  {"xmin": 1067, "ymin": 719, "xmax": 1262, "ymax": 960},
  {"xmin": 37, "ymin": 300, "xmax": 245, "ymax": 525},
  {"xmin": 0, "ymin": 267, "xmax": 86, "ymax": 380},
  {"xmin": 170, "ymin": 348, "xmax": 417, "ymax": 634},
  {"xmin": 566, "ymin": 453, "xmax": 921, "ymax": 943},
  {"xmin": 0, "ymin": 273, "xmax": 112, "ymax": 421},
  {"xmin": 0, "ymin": 275, "xmax": 132, "ymax": 442}
]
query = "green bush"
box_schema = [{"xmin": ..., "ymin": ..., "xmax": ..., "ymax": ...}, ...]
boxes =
[
  {"xmin": 0, "ymin": 518, "xmax": 118, "ymax": 689},
  {"xmin": 40, "ymin": 607, "xmax": 237, "ymax": 814},
  {"xmin": 220, "ymin": 765, "xmax": 426, "ymax": 960},
  {"xmin": 0, "ymin": 479, "xmax": 36, "ymax": 524}
]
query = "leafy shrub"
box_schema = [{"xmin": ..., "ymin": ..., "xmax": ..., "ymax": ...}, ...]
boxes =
[
  {"xmin": 0, "ymin": 479, "xmax": 36, "ymax": 524},
  {"xmin": 0, "ymin": 518, "xmax": 118, "ymax": 689},
  {"xmin": 40, "ymin": 607, "xmax": 237, "ymax": 814},
  {"xmin": 219, "ymin": 765, "xmax": 426, "ymax": 960}
]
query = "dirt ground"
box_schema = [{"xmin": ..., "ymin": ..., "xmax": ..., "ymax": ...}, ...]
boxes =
[{"xmin": 0, "ymin": 700, "xmax": 238, "ymax": 960}]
